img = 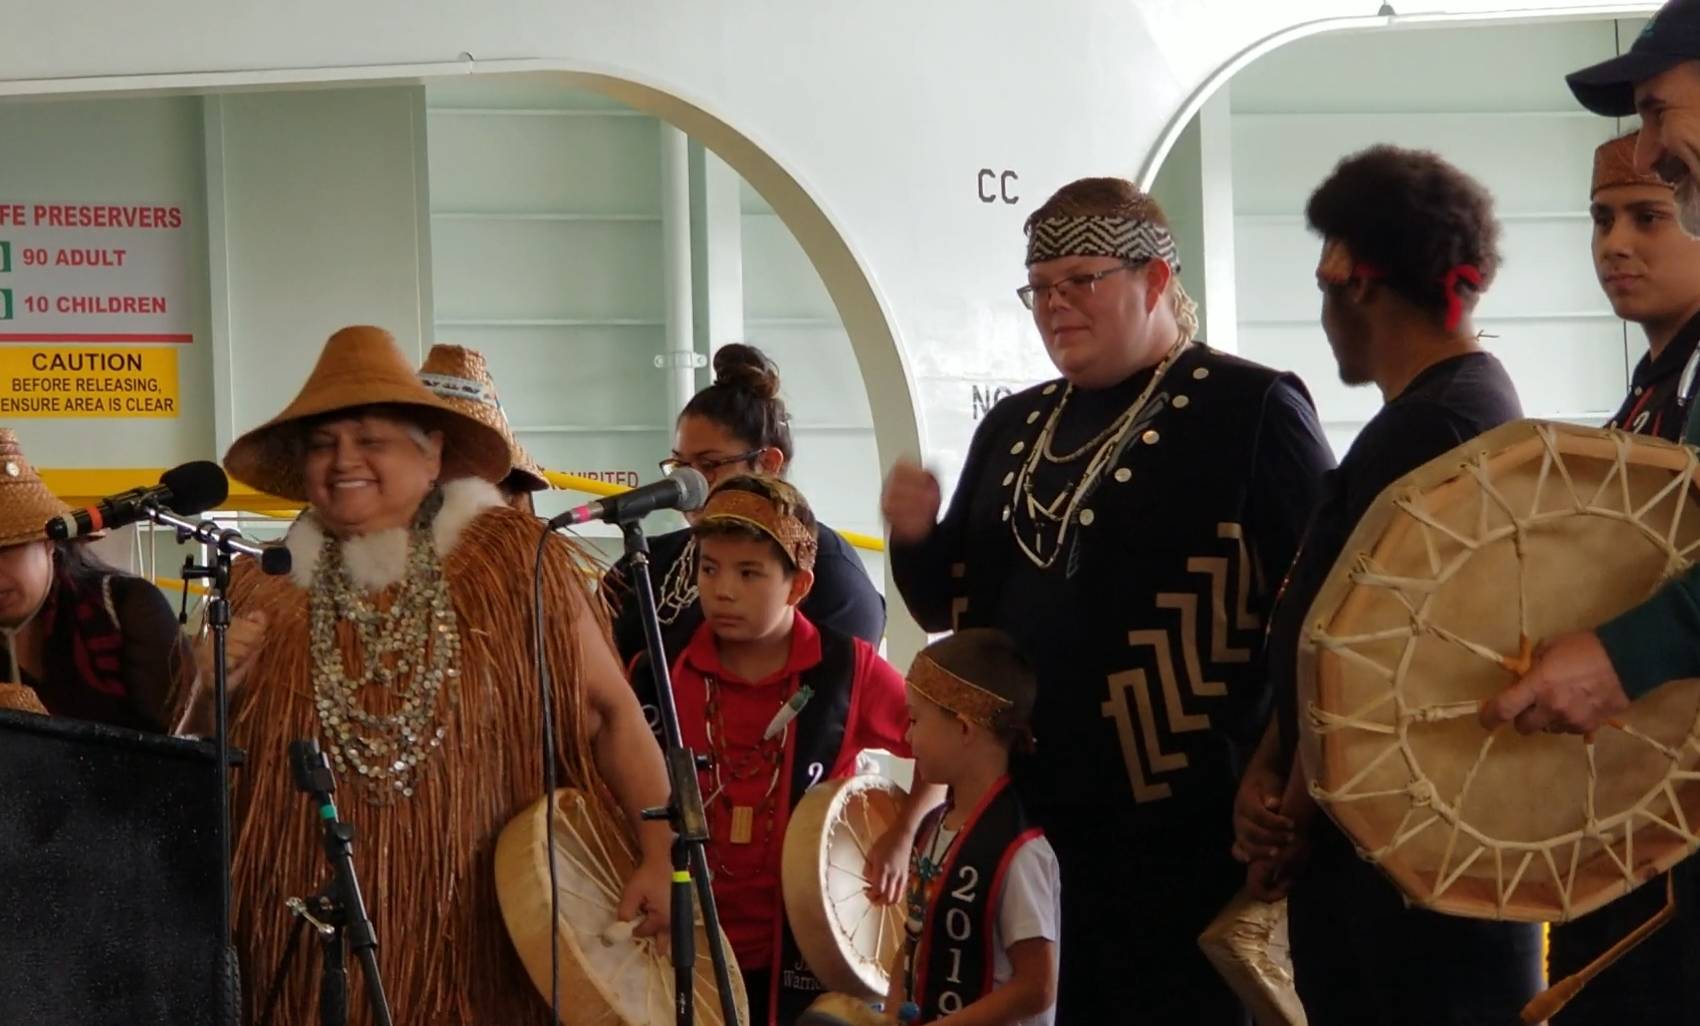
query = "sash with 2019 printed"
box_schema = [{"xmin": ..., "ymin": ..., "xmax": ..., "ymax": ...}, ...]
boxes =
[{"xmin": 906, "ymin": 777, "xmax": 1043, "ymax": 1022}]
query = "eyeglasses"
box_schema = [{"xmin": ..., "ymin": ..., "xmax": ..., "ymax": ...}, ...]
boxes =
[
  {"xmin": 659, "ymin": 448, "xmax": 766, "ymax": 477},
  {"xmin": 1016, "ymin": 262, "xmax": 1144, "ymax": 311}
]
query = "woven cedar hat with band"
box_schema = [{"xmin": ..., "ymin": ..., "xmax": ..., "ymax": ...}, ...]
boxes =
[
  {"xmin": 1592, "ymin": 132, "xmax": 1673, "ymax": 197},
  {"xmin": 0, "ymin": 429, "xmax": 70, "ymax": 549},
  {"xmin": 418, "ymin": 343, "xmax": 549, "ymax": 492},
  {"xmin": 223, "ymin": 325, "xmax": 512, "ymax": 501}
]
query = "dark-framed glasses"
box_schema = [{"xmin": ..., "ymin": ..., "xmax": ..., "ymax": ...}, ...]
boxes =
[
  {"xmin": 1016, "ymin": 261, "xmax": 1144, "ymax": 311},
  {"xmin": 659, "ymin": 448, "xmax": 766, "ymax": 477}
]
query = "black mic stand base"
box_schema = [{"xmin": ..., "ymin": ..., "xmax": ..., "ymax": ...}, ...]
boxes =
[
  {"xmin": 622, "ymin": 519, "xmax": 743, "ymax": 1026},
  {"xmin": 289, "ymin": 740, "xmax": 394, "ymax": 1026}
]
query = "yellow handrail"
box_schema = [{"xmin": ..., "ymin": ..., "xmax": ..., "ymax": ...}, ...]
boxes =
[
  {"xmin": 39, "ymin": 468, "xmax": 887, "ymax": 553},
  {"xmin": 156, "ymin": 575, "xmax": 209, "ymax": 598},
  {"xmin": 542, "ymin": 469, "xmax": 622, "ymax": 498}
]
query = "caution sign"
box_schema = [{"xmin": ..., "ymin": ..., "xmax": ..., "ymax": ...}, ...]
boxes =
[{"xmin": 0, "ymin": 346, "xmax": 178, "ymax": 418}]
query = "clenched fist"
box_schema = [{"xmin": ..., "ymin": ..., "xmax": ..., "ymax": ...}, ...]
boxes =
[
  {"xmin": 881, "ymin": 459, "xmax": 941, "ymax": 545},
  {"xmin": 194, "ymin": 610, "xmax": 270, "ymax": 691}
]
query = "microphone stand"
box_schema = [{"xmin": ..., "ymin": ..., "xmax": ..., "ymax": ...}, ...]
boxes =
[
  {"xmin": 287, "ymin": 740, "xmax": 393, "ymax": 1026},
  {"xmin": 621, "ymin": 518, "xmax": 742, "ymax": 1026},
  {"xmin": 141, "ymin": 503, "xmax": 289, "ymax": 1026}
]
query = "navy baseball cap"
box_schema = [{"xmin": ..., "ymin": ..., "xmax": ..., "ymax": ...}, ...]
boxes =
[{"xmin": 1568, "ymin": 0, "xmax": 1700, "ymax": 117}]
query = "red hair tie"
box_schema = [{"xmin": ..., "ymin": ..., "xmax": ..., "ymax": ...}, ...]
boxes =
[{"xmin": 1440, "ymin": 264, "xmax": 1482, "ymax": 332}]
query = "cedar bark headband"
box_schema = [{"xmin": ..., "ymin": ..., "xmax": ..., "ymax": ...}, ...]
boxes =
[
  {"xmin": 906, "ymin": 652, "xmax": 1017, "ymax": 731},
  {"xmin": 698, "ymin": 488, "xmax": 818, "ymax": 571}
]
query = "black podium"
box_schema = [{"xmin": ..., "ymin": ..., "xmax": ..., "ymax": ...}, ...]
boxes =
[{"xmin": 0, "ymin": 708, "xmax": 234, "ymax": 1026}]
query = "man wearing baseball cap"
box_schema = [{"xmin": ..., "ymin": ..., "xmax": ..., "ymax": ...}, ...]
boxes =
[
  {"xmin": 1568, "ymin": 0, "xmax": 1700, "ymax": 232},
  {"xmin": 1483, "ymin": 5, "xmax": 1700, "ymax": 1020}
]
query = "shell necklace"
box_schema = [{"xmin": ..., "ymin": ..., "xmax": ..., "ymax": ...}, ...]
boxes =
[{"xmin": 1007, "ymin": 338, "xmax": 1189, "ymax": 569}]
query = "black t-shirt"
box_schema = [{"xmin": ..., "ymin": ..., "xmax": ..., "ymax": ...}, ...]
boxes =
[
  {"xmin": 1269, "ymin": 351, "xmax": 1524, "ymax": 754},
  {"xmin": 603, "ymin": 520, "xmax": 886, "ymax": 668}
]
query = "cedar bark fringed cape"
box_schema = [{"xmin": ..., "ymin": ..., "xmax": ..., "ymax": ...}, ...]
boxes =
[{"xmin": 225, "ymin": 478, "xmax": 606, "ymax": 1026}]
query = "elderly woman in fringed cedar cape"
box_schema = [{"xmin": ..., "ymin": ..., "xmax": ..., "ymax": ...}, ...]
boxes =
[{"xmin": 175, "ymin": 325, "xmax": 676, "ymax": 1026}]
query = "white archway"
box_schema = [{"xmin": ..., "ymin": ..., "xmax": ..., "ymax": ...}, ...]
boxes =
[
  {"xmin": 1137, "ymin": 4, "xmax": 1658, "ymax": 190},
  {"xmin": 0, "ymin": 58, "xmax": 930, "ymax": 658}
]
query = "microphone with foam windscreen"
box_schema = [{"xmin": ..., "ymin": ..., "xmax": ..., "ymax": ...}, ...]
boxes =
[
  {"xmin": 46, "ymin": 460, "xmax": 230, "ymax": 541},
  {"xmin": 545, "ymin": 467, "xmax": 710, "ymax": 529}
]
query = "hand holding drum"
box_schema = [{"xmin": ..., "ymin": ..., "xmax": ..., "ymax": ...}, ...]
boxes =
[
  {"xmin": 782, "ymin": 775, "xmax": 911, "ymax": 1000},
  {"xmin": 1300, "ymin": 421, "xmax": 1700, "ymax": 924},
  {"xmin": 496, "ymin": 788, "xmax": 747, "ymax": 1026},
  {"xmin": 1478, "ymin": 631, "xmax": 1631, "ymax": 735}
]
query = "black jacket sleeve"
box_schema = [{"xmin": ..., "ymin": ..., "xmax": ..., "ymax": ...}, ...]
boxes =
[
  {"xmin": 889, "ymin": 403, "xmax": 1008, "ymax": 633},
  {"xmin": 1244, "ymin": 376, "xmax": 1336, "ymax": 594}
]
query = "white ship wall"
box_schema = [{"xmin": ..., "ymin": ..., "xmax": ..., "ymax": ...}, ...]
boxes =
[{"xmin": 0, "ymin": 0, "xmax": 1659, "ymax": 657}]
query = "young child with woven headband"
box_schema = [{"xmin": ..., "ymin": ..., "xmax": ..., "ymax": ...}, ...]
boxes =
[
  {"xmin": 886, "ymin": 629, "xmax": 1059, "ymax": 1026},
  {"xmin": 696, "ymin": 474, "xmax": 820, "ymax": 574},
  {"xmin": 648, "ymin": 474, "xmax": 944, "ymax": 1026}
]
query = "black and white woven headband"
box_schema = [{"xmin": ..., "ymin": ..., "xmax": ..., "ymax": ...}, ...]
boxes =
[{"xmin": 1025, "ymin": 215, "xmax": 1181, "ymax": 272}]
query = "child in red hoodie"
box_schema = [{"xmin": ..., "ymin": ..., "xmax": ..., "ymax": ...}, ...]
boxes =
[{"xmin": 634, "ymin": 474, "xmax": 945, "ymax": 1025}]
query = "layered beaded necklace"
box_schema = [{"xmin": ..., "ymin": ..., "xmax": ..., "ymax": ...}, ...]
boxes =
[
  {"xmin": 909, "ymin": 815, "xmax": 952, "ymax": 911},
  {"xmin": 1007, "ymin": 338, "xmax": 1189, "ymax": 570},
  {"xmin": 655, "ymin": 536, "xmax": 699, "ymax": 626},
  {"xmin": 309, "ymin": 487, "xmax": 461, "ymax": 805},
  {"xmin": 900, "ymin": 814, "xmax": 956, "ymax": 1009},
  {"xmin": 700, "ymin": 671, "xmax": 791, "ymax": 875}
]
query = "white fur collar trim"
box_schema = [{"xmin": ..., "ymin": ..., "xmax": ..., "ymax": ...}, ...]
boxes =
[{"xmin": 284, "ymin": 477, "xmax": 504, "ymax": 591}]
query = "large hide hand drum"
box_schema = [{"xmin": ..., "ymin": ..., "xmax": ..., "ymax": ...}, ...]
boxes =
[
  {"xmin": 1300, "ymin": 421, "xmax": 1700, "ymax": 923},
  {"xmin": 495, "ymin": 788, "xmax": 748, "ymax": 1025},
  {"xmin": 782, "ymin": 775, "xmax": 909, "ymax": 999}
]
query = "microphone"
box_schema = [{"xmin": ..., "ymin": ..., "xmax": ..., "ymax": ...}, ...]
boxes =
[
  {"xmin": 46, "ymin": 461, "xmax": 230, "ymax": 541},
  {"xmin": 546, "ymin": 468, "xmax": 710, "ymax": 529},
  {"xmin": 290, "ymin": 738, "xmax": 337, "ymax": 800}
]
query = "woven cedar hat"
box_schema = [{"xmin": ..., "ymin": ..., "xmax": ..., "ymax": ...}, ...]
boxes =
[
  {"xmin": 0, "ymin": 429, "xmax": 70, "ymax": 549},
  {"xmin": 418, "ymin": 344, "xmax": 548, "ymax": 492},
  {"xmin": 223, "ymin": 326, "xmax": 512, "ymax": 501},
  {"xmin": 1592, "ymin": 133, "xmax": 1672, "ymax": 197}
]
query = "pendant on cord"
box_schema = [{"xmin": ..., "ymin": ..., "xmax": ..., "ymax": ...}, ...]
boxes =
[{"xmin": 730, "ymin": 805, "xmax": 755, "ymax": 845}]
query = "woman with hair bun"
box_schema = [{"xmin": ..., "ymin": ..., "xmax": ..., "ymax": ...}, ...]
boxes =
[{"xmin": 603, "ymin": 342, "xmax": 886, "ymax": 668}]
